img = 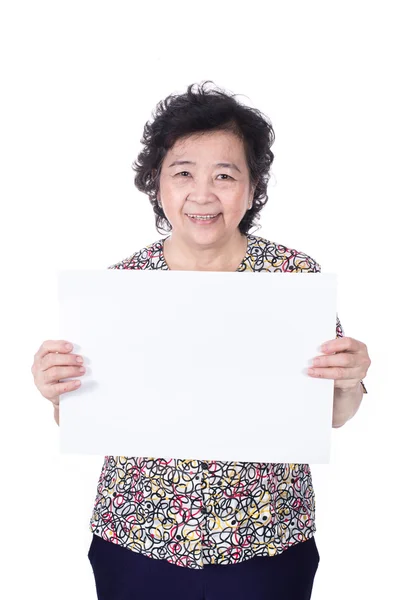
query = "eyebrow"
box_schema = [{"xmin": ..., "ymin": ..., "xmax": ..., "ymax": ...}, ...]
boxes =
[{"xmin": 167, "ymin": 160, "xmax": 241, "ymax": 173}]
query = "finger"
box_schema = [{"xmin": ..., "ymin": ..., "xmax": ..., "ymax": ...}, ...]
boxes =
[
  {"xmin": 41, "ymin": 365, "xmax": 85, "ymax": 401},
  {"xmin": 51, "ymin": 379, "xmax": 82, "ymax": 402},
  {"xmin": 35, "ymin": 340, "xmax": 74, "ymax": 362},
  {"xmin": 43, "ymin": 365, "xmax": 86, "ymax": 386},
  {"xmin": 312, "ymin": 353, "xmax": 358, "ymax": 369},
  {"xmin": 41, "ymin": 350, "xmax": 84, "ymax": 371},
  {"xmin": 308, "ymin": 366, "xmax": 362, "ymax": 380},
  {"xmin": 321, "ymin": 337, "xmax": 361, "ymax": 354}
]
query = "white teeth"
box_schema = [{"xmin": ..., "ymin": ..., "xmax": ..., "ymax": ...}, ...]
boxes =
[{"xmin": 187, "ymin": 214, "xmax": 219, "ymax": 220}]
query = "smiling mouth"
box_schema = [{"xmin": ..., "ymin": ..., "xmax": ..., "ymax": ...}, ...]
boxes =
[{"xmin": 186, "ymin": 213, "xmax": 221, "ymax": 222}]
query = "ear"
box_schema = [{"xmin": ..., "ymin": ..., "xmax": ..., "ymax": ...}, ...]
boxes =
[
  {"xmin": 249, "ymin": 185, "xmax": 256, "ymax": 202},
  {"xmin": 152, "ymin": 170, "xmax": 160, "ymax": 202}
]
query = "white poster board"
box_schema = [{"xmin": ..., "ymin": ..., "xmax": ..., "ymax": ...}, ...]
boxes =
[{"xmin": 57, "ymin": 269, "xmax": 336, "ymax": 463}]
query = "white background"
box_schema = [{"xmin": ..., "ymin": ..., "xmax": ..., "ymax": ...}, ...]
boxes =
[{"xmin": 1, "ymin": 1, "xmax": 398, "ymax": 598}]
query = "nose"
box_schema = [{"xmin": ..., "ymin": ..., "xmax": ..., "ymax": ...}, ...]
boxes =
[{"xmin": 187, "ymin": 176, "xmax": 218, "ymax": 204}]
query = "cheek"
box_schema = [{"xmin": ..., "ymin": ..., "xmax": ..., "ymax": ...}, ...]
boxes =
[
  {"xmin": 162, "ymin": 179, "xmax": 187, "ymax": 197},
  {"xmin": 223, "ymin": 193, "xmax": 248, "ymax": 213},
  {"xmin": 162, "ymin": 194, "xmax": 187, "ymax": 217}
]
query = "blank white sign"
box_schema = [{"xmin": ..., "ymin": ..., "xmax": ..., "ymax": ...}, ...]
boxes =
[{"xmin": 57, "ymin": 269, "xmax": 337, "ymax": 463}]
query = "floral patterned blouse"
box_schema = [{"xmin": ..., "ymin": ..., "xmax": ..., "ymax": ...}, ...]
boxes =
[{"xmin": 88, "ymin": 233, "xmax": 367, "ymax": 569}]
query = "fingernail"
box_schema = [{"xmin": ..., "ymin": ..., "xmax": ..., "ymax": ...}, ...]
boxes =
[
  {"xmin": 76, "ymin": 356, "xmax": 83, "ymax": 363},
  {"xmin": 65, "ymin": 343, "xmax": 73, "ymax": 350}
]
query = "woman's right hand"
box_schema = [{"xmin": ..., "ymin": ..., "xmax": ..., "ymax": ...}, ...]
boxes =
[{"xmin": 31, "ymin": 340, "xmax": 86, "ymax": 408}]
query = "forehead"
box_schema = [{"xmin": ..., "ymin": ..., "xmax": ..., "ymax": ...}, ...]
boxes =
[{"xmin": 168, "ymin": 130, "xmax": 245, "ymax": 158}]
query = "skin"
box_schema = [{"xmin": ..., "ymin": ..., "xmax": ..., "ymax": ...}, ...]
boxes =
[
  {"xmin": 156, "ymin": 130, "xmax": 254, "ymax": 272},
  {"xmin": 31, "ymin": 341, "xmax": 84, "ymax": 425},
  {"xmin": 308, "ymin": 337, "xmax": 371, "ymax": 427},
  {"xmin": 31, "ymin": 131, "xmax": 371, "ymax": 426}
]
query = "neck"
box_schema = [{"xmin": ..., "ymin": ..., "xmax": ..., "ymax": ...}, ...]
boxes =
[{"xmin": 163, "ymin": 231, "xmax": 248, "ymax": 272}]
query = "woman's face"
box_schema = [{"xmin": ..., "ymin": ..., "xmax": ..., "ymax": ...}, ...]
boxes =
[{"xmin": 157, "ymin": 130, "xmax": 255, "ymax": 244}]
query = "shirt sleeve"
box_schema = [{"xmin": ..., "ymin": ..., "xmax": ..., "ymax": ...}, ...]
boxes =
[{"xmin": 336, "ymin": 314, "xmax": 368, "ymax": 394}]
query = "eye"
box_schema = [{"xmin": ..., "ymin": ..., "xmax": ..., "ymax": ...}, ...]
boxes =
[{"xmin": 174, "ymin": 172, "xmax": 233, "ymax": 180}]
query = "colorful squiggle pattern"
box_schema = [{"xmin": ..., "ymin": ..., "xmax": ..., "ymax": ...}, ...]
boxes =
[{"xmin": 88, "ymin": 233, "xmax": 367, "ymax": 569}]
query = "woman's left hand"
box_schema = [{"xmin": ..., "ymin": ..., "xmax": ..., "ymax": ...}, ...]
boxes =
[{"xmin": 308, "ymin": 336, "xmax": 371, "ymax": 391}]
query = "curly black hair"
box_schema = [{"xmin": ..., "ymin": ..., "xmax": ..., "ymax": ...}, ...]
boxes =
[{"xmin": 132, "ymin": 80, "xmax": 275, "ymax": 236}]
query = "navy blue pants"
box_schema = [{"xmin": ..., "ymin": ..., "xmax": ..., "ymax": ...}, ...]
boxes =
[{"xmin": 88, "ymin": 534, "xmax": 320, "ymax": 600}]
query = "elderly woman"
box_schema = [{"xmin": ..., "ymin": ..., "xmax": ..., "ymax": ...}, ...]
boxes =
[{"xmin": 32, "ymin": 81, "xmax": 370, "ymax": 600}]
